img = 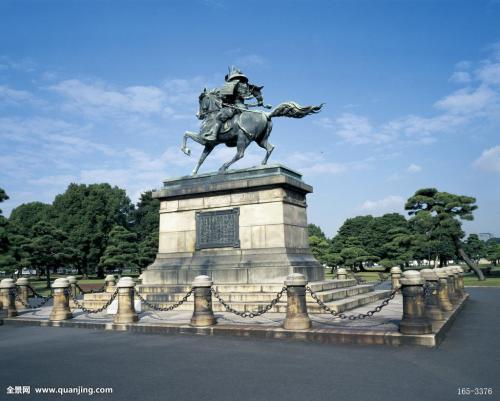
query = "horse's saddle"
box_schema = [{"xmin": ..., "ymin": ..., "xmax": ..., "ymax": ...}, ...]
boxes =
[{"xmin": 220, "ymin": 112, "xmax": 264, "ymax": 140}]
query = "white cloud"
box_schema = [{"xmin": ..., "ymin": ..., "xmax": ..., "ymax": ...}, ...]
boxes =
[
  {"xmin": 406, "ymin": 163, "xmax": 422, "ymax": 173},
  {"xmin": 315, "ymin": 48, "xmax": 500, "ymax": 146},
  {"xmin": 0, "ymin": 85, "xmax": 39, "ymax": 106},
  {"xmin": 449, "ymin": 71, "xmax": 471, "ymax": 84},
  {"xmin": 359, "ymin": 195, "xmax": 405, "ymax": 215},
  {"xmin": 434, "ymin": 85, "xmax": 497, "ymax": 115},
  {"xmin": 476, "ymin": 62, "xmax": 500, "ymax": 86},
  {"xmin": 235, "ymin": 54, "xmax": 265, "ymax": 67},
  {"xmin": 49, "ymin": 79, "xmax": 167, "ymax": 116},
  {"xmin": 473, "ymin": 145, "xmax": 500, "ymax": 173}
]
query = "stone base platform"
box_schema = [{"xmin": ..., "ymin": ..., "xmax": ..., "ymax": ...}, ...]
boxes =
[
  {"xmin": 144, "ymin": 164, "xmax": 325, "ymax": 286},
  {"xmin": 3, "ymin": 294, "xmax": 469, "ymax": 348}
]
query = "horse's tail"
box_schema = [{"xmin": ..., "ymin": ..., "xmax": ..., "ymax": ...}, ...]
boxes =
[{"xmin": 267, "ymin": 102, "xmax": 323, "ymax": 119}]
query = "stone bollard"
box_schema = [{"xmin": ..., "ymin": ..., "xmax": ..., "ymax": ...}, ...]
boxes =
[
  {"xmin": 190, "ymin": 275, "xmax": 216, "ymax": 327},
  {"xmin": 283, "ymin": 273, "xmax": 312, "ymax": 330},
  {"xmin": 435, "ymin": 268, "xmax": 453, "ymax": 311},
  {"xmin": 0, "ymin": 279, "xmax": 18, "ymax": 317},
  {"xmin": 452, "ymin": 266, "xmax": 464, "ymax": 299},
  {"xmin": 49, "ymin": 278, "xmax": 73, "ymax": 321},
  {"xmin": 390, "ymin": 266, "xmax": 402, "ymax": 290},
  {"xmin": 456, "ymin": 266, "xmax": 466, "ymax": 296},
  {"xmin": 66, "ymin": 276, "xmax": 78, "ymax": 308},
  {"xmin": 337, "ymin": 268, "xmax": 348, "ymax": 280},
  {"xmin": 105, "ymin": 275, "xmax": 116, "ymax": 293},
  {"xmin": 67, "ymin": 276, "xmax": 78, "ymax": 295},
  {"xmin": 15, "ymin": 277, "xmax": 30, "ymax": 309},
  {"xmin": 444, "ymin": 267, "xmax": 459, "ymax": 305},
  {"xmin": 420, "ymin": 269, "xmax": 445, "ymax": 321},
  {"xmin": 399, "ymin": 270, "xmax": 432, "ymax": 335},
  {"xmin": 114, "ymin": 277, "xmax": 138, "ymax": 324}
]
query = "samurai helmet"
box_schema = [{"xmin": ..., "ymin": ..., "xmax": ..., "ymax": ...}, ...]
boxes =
[{"xmin": 225, "ymin": 66, "xmax": 248, "ymax": 83}]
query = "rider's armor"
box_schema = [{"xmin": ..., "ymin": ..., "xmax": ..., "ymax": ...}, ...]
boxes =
[{"xmin": 203, "ymin": 66, "xmax": 263, "ymax": 142}]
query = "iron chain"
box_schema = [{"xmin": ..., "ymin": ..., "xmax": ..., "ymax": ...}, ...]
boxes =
[
  {"xmin": 11, "ymin": 289, "xmax": 53, "ymax": 309},
  {"xmin": 211, "ymin": 286, "xmax": 286, "ymax": 318},
  {"xmin": 423, "ymin": 282, "xmax": 437, "ymax": 299},
  {"xmin": 306, "ymin": 286, "xmax": 398, "ymax": 320},
  {"xmin": 27, "ymin": 285, "xmax": 53, "ymax": 300},
  {"xmin": 75, "ymin": 283, "xmax": 106, "ymax": 294},
  {"xmin": 136, "ymin": 289, "xmax": 193, "ymax": 312},
  {"xmin": 67, "ymin": 288, "xmax": 118, "ymax": 314}
]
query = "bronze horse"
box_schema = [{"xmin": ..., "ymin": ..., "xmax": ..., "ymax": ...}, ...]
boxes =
[{"xmin": 181, "ymin": 89, "xmax": 322, "ymax": 175}]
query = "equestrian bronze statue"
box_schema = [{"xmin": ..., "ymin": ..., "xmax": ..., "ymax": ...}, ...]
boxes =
[{"xmin": 181, "ymin": 66, "xmax": 323, "ymax": 175}]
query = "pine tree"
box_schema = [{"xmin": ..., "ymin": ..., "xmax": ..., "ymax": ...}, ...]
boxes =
[{"xmin": 99, "ymin": 225, "xmax": 138, "ymax": 275}]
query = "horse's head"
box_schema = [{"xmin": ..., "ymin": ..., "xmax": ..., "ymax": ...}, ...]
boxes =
[{"xmin": 197, "ymin": 88, "xmax": 221, "ymax": 120}]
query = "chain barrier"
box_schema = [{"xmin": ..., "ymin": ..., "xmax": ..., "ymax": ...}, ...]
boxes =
[
  {"xmin": 136, "ymin": 288, "xmax": 193, "ymax": 312},
  {"xmin": 349, "ymin": 272, "xmax": 366, "ymax": 284},
  {"xmin": 211, "ymin": 286, "xmax": 287, "ymax": 318},
  {"xmin": 10, "ymin": 288, "xmax": 53, "ymax": 309},
  {"xmin": 67, "ymin": 288, "xmax": 118, "ymax": 314},
  {"xmin": 306, "ymin": 286, "xmax": 398, "ymax": 320},
  {"xmin": 27, "ymin": 285, "xmax": 53, "ymax": 300},
  {"xmin": 423, "ymin": 282, "xmax": 438, "ymax": 300},
  {"xmin": 75, "ymin": 283, "xmax": 106, "ymax": 294}
]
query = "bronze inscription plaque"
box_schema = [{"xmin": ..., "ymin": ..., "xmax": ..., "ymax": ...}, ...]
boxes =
[{"xmin": 195, "ymin": 208, "xmax": 240, "ymax": 249}]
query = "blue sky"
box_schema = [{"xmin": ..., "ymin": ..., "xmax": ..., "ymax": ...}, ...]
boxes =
[{"xmin": 1, "ymin": 0, "xmax": 499, "ymax": 237}]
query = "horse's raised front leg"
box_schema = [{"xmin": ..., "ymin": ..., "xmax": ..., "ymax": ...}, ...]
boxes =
[
  {"xmin": 192, "ymin": 145, "xmax": 214, "ymax": 175},
  {"xmin": 218, "ymin": 137, "xmax": 250, "ymax": 173},
  {"xmin": 181, "ymin": 131, "xmax": 206, "ymax": 156}
]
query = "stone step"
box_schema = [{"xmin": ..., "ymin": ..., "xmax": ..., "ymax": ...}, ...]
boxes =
[
  {"xmin": 307, "ymin": 279, "xmax": 357, "ymax": 292},
  {"xmin": 83, "ymin": 293, "xmax": 114, "ymax": 301},
  {"xmin": 137, "ymin": 279, "xmax": 358, "ymax": 295},
  {"xmin": 143, "ymin": 283, "xmax": 374, "ymax": 304},
  {"xmin": 309, "ymin": 284, "xmax": 374, "ymax": 303},
  {"xmin": 142, "ymin": 289, "xmax": 392, "ymax": 314},
  {"xmin": 313, "ymin": 290, "xmax": 393, "ymax": 313}
]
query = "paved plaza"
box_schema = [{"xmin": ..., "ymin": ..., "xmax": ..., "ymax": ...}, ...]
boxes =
[{"xmin": 0, "ymin": 288, "xmax": 498, "ymax": 401}]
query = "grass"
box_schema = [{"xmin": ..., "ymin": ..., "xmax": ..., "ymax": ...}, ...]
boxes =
[{"xmin": 27, "ymin": 276, "xmax": 110, "ymax": 296}]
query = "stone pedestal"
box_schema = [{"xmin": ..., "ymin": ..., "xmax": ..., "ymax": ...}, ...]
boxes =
[
  {"xmin": 390, "ymin": 266, "xmax": 402, "ymax": 290},
  {"xmin": 114, "ymin": 277, "xmax": 138, "ymax": 324},
  {"xmin": 283, "ymin": 273, "xmax": 311, "ymax": 330},
  {"xmin": 15, "ymin": 278, "xmax": 30, "ymax": 309},
  {"xmin": 49, "ymin": 278, "xmax": 73, "ymax": 321},
  {"xmin": 143, "ymin": 164, "xmax": 324, "ymax": 286},
  {"xmin": 190, "ymin": 275, "xmax": 216, "ymax": 327},
  {"xmin": 435, "ymin": 268, "xmax": 453, "ymax": 311},
  {"xmin": 420, "ymin": 269, "xmax": 444, "ymax": 321},
  {"xmin": 399, "ymin": 271, "xmax": 432, "ymax": 335},
  {"xmin": 0, "ymin": 279, "xmax": 17, "ymax": 317}
]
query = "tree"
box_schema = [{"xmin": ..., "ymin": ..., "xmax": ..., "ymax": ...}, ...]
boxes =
[
  {"xmin": 51, "ymin": 184, "xmax": 134, "ymax": 277},
  {"xmin": 0, "ymin": 188, "xmax": 17, "ymax": 275},
  {"xmin": 382, "ymin": 227, "xmax": 416, "ymax": 268},
  {"xmin": 405, "ymin": 188, "xmax": 485, "ymax": 280},
  {"xmin": 99, "ymin": 225, "xmax": 138, "ymax": 274},
  {"xmin": 331, "ymin": 215, "xmax": 374, "ymax": 253},
  {"xmin": 9, "ymin": 202, "xmax": 52, "ymax": 236},
  {"xmin": 23, "ymin": 222, "xmax": 73, "ymax": 288},
  {"xmin": 132, "ymin": 191, "xmax": 160, "ymax": 242},
  {"xmin": 463, "ymin": 234, "xmax": 486, "ymax": 264},
  {"xmin": 137, "ymin": 232, "xmax": 158, "ymax": 273},
  {"xmin": 361, "ymin": 213, "xmax": 409, "ymax": 259},
  {"xmin": 308, "ymin": 224, "xmax": 326, "ymax": 239},
  {"xmin": 485, "ymin": 240, "xmax": 500, "ymax": 265}
]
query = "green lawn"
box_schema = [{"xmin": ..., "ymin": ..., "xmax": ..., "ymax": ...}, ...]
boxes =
[{"xmin": 27, "ymin": 276, "xmax": 108, "ymax": 296}]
